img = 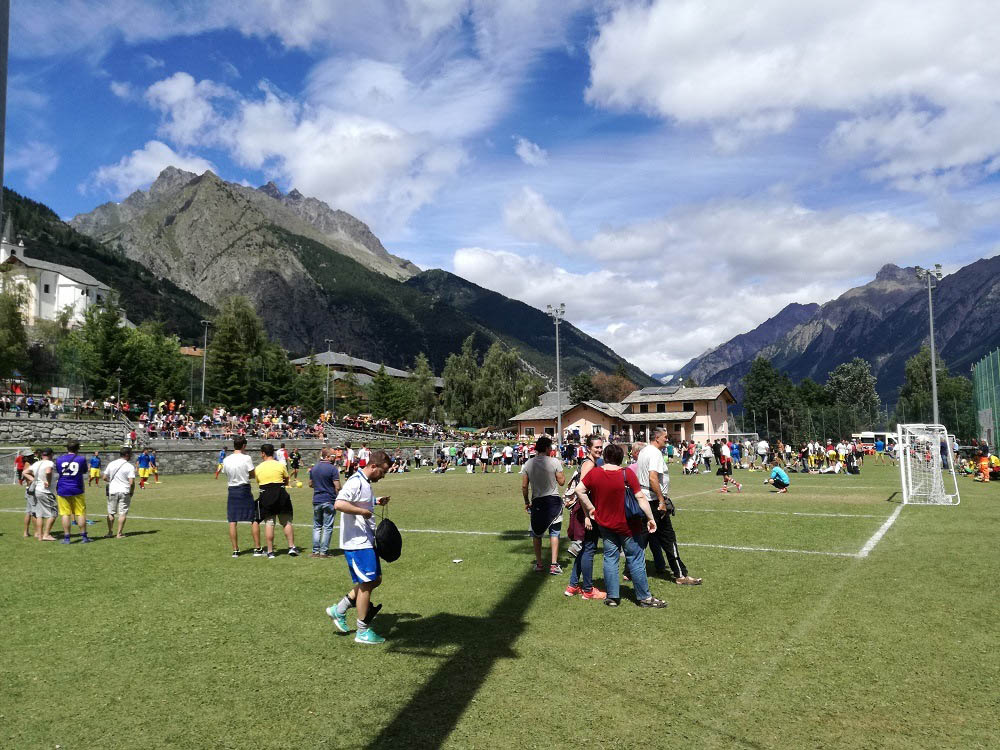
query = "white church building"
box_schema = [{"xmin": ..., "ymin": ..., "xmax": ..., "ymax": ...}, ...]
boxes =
[{"xmin": 0, "ymin": 219, "xmax": 112, "ymax": 327}]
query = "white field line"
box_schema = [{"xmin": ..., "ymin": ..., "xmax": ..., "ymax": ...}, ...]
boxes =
[
  {"xmin": 856, "ymin": 504, "xmax": 904, "ymax": 558},
  {"xmin": 678, "ymin": 508, "xmax": 882, "ymax": 519},
  {"xmin": 0, "ymin": 507, "xmax": 863, "ymax": 557}
]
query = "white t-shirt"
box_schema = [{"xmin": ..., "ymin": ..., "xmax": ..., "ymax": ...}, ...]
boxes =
[
  {"xmin": 222, "ymin": 453, "xmax": 255, "ymax": 487},
  {"xmin": 104, "ymin": 458, "xmax": 136, "ymax": 495},
  {"xmin": 503, "ymin": 445, "xmax": 514, "ymax": 458},
  {"xmin": 523, "ymin": 456, "xmax": 563, "ymax": 499},
  {"xmin": 635, "ymin": 444, "xmax": 668, "ymax": 494},
  {"xmin": 337, "ymin": 471, "xmax": 376, "ymax": 550},
  {"xmin": 358, "ymin": 447, "xmax": 371, "ymax": 463},
  {"xmin": 463, "ymin": 446, "xmax": 477, "ymax": 461},
  {"xmin": 29, "ymin": 459, "xmax": 55, "ymax": 492},
  {"xmin": 275, "ymin": 448, "xmax": 288, "ymax": 464},
  {"xmin": 757, "ymin": 440, "xmax": 769, "ymax": 455},
  {"xmin": 720, "ymin": 443, "xmax": 732, "ymax": 459},
  {"xmin": 346, "ymin": 448, "xmax": 356, "ymax": 465}
]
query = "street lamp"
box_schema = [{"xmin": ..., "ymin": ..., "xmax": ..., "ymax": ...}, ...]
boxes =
[
  {"xmin": 546, "ymin": 303, "xmax": 566, "ymax": 449},
  {"xmin": 200, "ymin": 319, "xmax": 212, "ymax": 404},
  {"xmin": 115, "ymin": 366, "xmax": 122, "ymax": 420},
  {"xmin": 915, "ymin": 265, "xmax": 943, "ymax": 426},
  {"xmin": 324, "ymin": 338, "xmax": 335, "ymax": 416}
]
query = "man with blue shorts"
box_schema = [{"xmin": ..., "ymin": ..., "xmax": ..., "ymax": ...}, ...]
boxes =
[
  {"xmin": 327, "ymin": 449, "xmax": 392, "ymax": 644},
  {"xmin": 222, "ymin": 436, "xmax": 261, "ymax": 558},
  {"xmin": 522, "ymin": 435, "xmax": 566, "ymax": 575}
]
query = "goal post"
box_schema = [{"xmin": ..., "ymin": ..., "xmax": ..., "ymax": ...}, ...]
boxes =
[{"xmin": 896, "ymin": 424, "xmax": 960, "ymax": 506}]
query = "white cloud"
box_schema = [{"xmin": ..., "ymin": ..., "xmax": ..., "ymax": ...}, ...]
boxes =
[
  {"xmin": 586, "ymin": 0, "xmax": 1000, "ymax": 188},
  {"xmin": 514, "ymin": 136, "xmax": 547, "ymax": 166},
  {"xmin": 7, "ymin": 141, "xmax": 60, "ymax": 188},
  {"xmin": 144, "ymin": 72, "xmax": 233, "ymax": 147},
  {"xmin": 110, "ymin": 81, "xmax": 134, "ymax": 99},
  {"xmin": 140, "ymin": 52, "xmax": 164, "ymax": 69},
  {"xmin": 456, "ymin": 190, "xmax": 954, "ymax": 373},
  {"xmin": 502, "ymin": 187, "xmax": 574, "ymax": 251},
  {"xmin": 87, "ymin": 140, "xmax": 215, "ymax": 197}
]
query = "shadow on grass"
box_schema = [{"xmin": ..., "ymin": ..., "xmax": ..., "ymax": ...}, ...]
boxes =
[
  {"xmin": 364, "ymin": 569, "xmax": 548, "ymax": 750},
  {"xmin": 87, "ymin": 529, "xmax": 160, "ymax": 542},
  {"xmin": 885, "ymin": 491, "xmax": 901, "ymax": 504}
]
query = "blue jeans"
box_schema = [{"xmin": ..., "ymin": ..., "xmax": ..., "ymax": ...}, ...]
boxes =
[
  {"xmin": 600, "ymin": 526, "xmax": 651, "ymax": 602},
  {"xmin": 312, "ymin": 502, "xmax": 336, "ymax": 554},
  {"xmin": 569, "ymin": 530, "xmax": 598, "ymax": 591}
]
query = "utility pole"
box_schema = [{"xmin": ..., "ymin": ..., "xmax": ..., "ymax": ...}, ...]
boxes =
[
  {"xmin": 324, "ymin": 339, "xmax": 335, "ymax": 417},
  {"xmin": 200, "ymin": 320, "xmax": 212, "ymax": 403},
  {"xmin": 915, "ymin": 265, "xmax": 943, "ymax": 426},
  {"xmin": 546, "ymin": 303, "xmax": 566, "ymax": 449},
  {"xmin": 0, "ymin": 1, "xmax": 9, "ymax": 228}
]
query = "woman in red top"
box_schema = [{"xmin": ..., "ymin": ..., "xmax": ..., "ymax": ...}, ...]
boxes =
[{"xmin": 575, "ymin": 442, "xmax": 667, "ymax": 608}]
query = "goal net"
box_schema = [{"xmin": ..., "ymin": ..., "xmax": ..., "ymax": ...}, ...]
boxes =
[{"xmin": 896, "ymin": 424, "xmax": 960, "ymax": 505}]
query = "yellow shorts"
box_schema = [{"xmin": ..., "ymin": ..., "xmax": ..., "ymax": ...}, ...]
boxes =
[
  {"xmin": 57, "ymin": 494, "xmax": 86, "ymax": 516},
  {"xmin": 89, "ymin": 468, "xmax": 101, "ymax": 478},
  {"xmin": 138, "ymin": 468, "xmax": 150, "ymax": 478}
]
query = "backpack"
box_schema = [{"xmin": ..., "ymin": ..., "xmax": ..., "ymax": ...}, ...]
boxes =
[{"xmin": 375, "ymin": 513, "xmax": 402, "ymax": 562}]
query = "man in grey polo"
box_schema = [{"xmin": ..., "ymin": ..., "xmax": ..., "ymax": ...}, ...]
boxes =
[{"xmin": 104, "ymin": 447, "xmax": 137, "ymax": 538}]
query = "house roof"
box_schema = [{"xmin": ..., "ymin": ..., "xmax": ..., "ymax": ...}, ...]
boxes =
[
  {"xmin": 538, "ymin": 390, "xmax": 571, "ymax": 407},
  {"xmin": 620, "ymin": 411, "xmax": 696, "ymax": 423},
  {"xmin": 289, "ymin": 351, "xmax": 444, "ymax": 387},
  {"xmin": 509, "ymin": 405, "xmax": 562, "ymax": 422},
  {"xmin": 1, "ymin": 254, "xmax": 112, "ymax": 290},
  {"xmin": 621, "ymin": 385, "xmax": 733, "ymax": 404}
]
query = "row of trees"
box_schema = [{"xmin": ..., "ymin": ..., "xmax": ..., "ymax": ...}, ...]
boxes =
[{"xmin": 740, "ymin": 349, "xmax": 976, "ymax": 443}]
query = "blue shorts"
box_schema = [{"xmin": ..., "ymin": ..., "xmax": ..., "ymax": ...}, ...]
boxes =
[
  {"xmin": 530, "ymin": 495, "xmax": 563, "ymax": 538},
  {"xmin": 344, "ymin": 548, "xmax": 381, "ymax": 584},
  {"xmin": 226, "ymin": 484, "xmax": 256, "ymax": 523}
]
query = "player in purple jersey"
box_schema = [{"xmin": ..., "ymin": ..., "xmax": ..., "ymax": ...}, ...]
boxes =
[{"xmin": 55, "ymin": 440, "xmax": 90, "ymax": 543}]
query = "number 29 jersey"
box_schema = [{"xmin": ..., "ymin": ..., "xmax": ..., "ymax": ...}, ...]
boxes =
[{"xmin": 55, "ymin": 453, "xmax": 87, "ymax": 497}]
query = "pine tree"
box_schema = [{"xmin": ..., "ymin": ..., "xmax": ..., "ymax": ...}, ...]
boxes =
[
  {"xmin": 367, "ymin": 365, "xmax": 397, "ymax": 419},
  {"xmin": 470, "ymin": 341, "xmax": 523, "ymax": 427},
  {"xmin": 295, "ymin": 354, "xmax": 326, "ymax": 419},
  {"xmin": 0, "ymin": 274, "xmax": 29, "ymax": 380},
  {"xmin": 78, "ymin": 293, "xmax": 129, "ymax": 397},
  {"xmin": 409, "ymin": 353, "xmax": 437, "ymax": 422},
  {"xmin": 441, "ymin": 335, "xmax": 479, "ymax": 424},
  {"xmin": 569, "ymin": 371, "xmax": 598, "ymax": 403},
  {"xmin": 339, "ymin": 369, "xmax": 363, "ymax": 415},
  {"xmin": 205, "ymin": 311, "xmax": 250, "ymax": 410}
]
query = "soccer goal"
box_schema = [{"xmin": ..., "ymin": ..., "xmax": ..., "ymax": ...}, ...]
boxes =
[{"xmin": 896, "ymin": 424, "xmax": 960, "ymax": 505}]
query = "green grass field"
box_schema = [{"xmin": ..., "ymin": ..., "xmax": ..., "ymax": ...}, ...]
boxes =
[{"xmin": 2, "ymin": 464, "xmax": 998, "ymax": 749}]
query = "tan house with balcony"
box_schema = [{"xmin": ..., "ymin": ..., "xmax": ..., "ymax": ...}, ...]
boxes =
[{"xmin": 509, "ymin": 385, "xmax": 735, "ymax": 443}]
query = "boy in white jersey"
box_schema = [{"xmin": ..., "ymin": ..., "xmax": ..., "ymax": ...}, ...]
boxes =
[{"xmin": 326, "ymin": 450, "xmax": 392, "ymax": 644}]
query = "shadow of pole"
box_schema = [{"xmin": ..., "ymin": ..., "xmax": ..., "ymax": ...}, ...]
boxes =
[{"xmin": 364, "ymin": 569, "xmax": 549, "ymax": 750}]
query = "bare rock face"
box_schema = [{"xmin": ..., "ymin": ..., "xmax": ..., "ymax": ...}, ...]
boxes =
[{"xmin": 70, "ymin": 168, "xmax": 418, "ymax": 282}]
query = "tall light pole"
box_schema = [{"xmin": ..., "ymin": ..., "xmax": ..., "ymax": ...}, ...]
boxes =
[
  {"xmin": 546, "ymin": 303, "xmax": 566, "ymax": 449},
  {"xmin": 115, "ymin": 366, "xmax": 122, "ymax": 420},
  {"xmin": 915, "ymin": 265, "xmax": 943, "ymax": 425},
  {"xmin": 200, "ymin": 320, "xmax": 212, "ymax": 403},
  {"xmin": 324, "ymin": 338, "xmax": 335, "ymax": 416}
]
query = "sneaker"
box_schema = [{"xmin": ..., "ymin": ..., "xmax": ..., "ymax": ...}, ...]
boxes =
[
  {"xmin": 79, "ymin": 535, "xmax": 92, "ymax": 544},
  {"xmin": 736, "ymin": 483, "xmax": 743, "ymax": 492},
  {"xmin": 581, "ymin": 587, "xmax": 608, "ymax": 600},
  {"xmin": 266, "ymin": 551, "xmax": 276, "ymax": 559},
  {"xmin": 637, "ymin": 596, "xmax": 668, "ymax": 608},
  {"xmin": 288, "ymin": 546, "xmax": 300, "ymax": 557},
  {"xmin": 778, "ymin": 487, "xmax": 788, "ymax": 493},
  {"xmin": 564, "ymin": 584, "xmax": 582, "ymax": 597},
  {"xmin": 325, "ymin": 605, "xmax": 350, "ymax": 633},
  {"xmin": 549, "ymin": 563, "xmax": 563, "ymax": 575},
  {"xmin": 719, "ymin": 487, "xmax": 729, "ymax": 493},
  {"xmin": 310, "ymin": 552, "xmax": 322, "ymax": 558},
  {"xmin": 354, "ymin": 629, "xmax": 386, "ymax": 645},
  {"xmin": 232, "ymin": 549, "xmax": 240, "ymax": 558},
  {"xmin": 567, "ymin": 540, "xmax": 583, "ymax": 558},
  {"xmin": 61, "ymin": 536, "xmax": 71, "ymax": 544},
  {"xmin": 252, "ymin": 548, "xmax": 265, "ymax": 557},
  {"xmin": 532, "ymin": 561, "xmax": 545, "ymax": 572},
  {"xmin": 604, "ymin": 598, "xmax": 620, "ymax": 607}
]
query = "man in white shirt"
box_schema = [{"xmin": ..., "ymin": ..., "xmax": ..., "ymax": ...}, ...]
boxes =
[
  {"xmin": 327, "ymin": 449, "xmax": 392, "ymax": 645},
  {"xmin": 636, "ymin": 428, "xmax": 701, "ymax": 585},
  {"xmin": 344, "ymin": 442, "xmax": 356, "ymax": 476},
  {"xmin": 719, "ymin": 439, "xmax": 742, "ymax": 494},
  {"xmin": 103, "ymin": 447, "xmax": 137, "ymax": 538},
  {"xmin": 463, "ymin": 444, "xmax": 478, "ymax": 473},
  {"xmin": 23, "ymin": 449, "xmax": 58, "ymax": 541},
  {"xmin": 756, "ymin": 439, "xmax": 769, "ymax": 469},
  {"xmin": 222, "ymin": 436, "xmax": 261, "ymax": 558},
  {"xmin": 502, "ymin": 444, "xmax": 514, "ymax": 473}
]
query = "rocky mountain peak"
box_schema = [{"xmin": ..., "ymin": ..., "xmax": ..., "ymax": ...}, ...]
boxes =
[
  {"xmin": 287, "ymin": 189, "xmax": 304, "ymax": 200},
  {"xmin": 149, "ymin": 166, "xmax": 198, "ymax": 198},
  {"xmin": 257, "ymin": 181, "xmax": 284, "ymax": 199},
  {"xmin": 874, "ymin": 263, "xmax": 917, "ymax": 283}
]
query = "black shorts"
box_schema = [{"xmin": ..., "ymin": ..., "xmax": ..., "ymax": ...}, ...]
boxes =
[
  {"xmin": 772, "ymin": 478, "xmax": 789, "ymax": 490},
  {"xmin": 256, "ymin": 484, "xmax": 293, "ymax": 521},
  {"xmin": 529, "ymin": 495, "xmax": 562, "ymax": 537},
  {"xmin": 504, "ymin": 457, "xmax": 512, "ymax": 465},
  {"xmin": 721, "ymin": 461, "xmax": 733, "ymax": 476},
  {"xmin": 226, "ymin": 485, "xmax": 256, "ymax": 523}
]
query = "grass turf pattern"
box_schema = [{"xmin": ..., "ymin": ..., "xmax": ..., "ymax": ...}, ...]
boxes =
[{"xmin": 1, "ymin": 464, "xmax": 997, "ymax": 749}]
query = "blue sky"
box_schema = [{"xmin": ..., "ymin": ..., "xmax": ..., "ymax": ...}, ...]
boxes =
[{"xmin": 7, "ymin": 1, "xmax": 1000, "ymax": 375}]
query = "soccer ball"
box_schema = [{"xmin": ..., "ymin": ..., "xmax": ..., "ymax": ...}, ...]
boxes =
[{"xmin": 296, "ymin": 481, "xmax": 303, "ymax": 488}]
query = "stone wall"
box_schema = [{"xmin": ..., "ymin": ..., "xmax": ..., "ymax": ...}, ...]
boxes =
[{"xmin": 0, "ymin": 417, "xmax": 126, "ymax": 447}]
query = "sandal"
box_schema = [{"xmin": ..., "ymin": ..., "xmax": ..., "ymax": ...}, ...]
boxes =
[
  {"xmin": 604, "ymin": 598, "xmax": 620, "ymax": 607},
  {"xmin": 675, "ymin": 576, "xmax": 703, "ymax": 585},
  {"xmin": 637, "ymin": 597, "xmax": 668, "ymax": 608}
]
